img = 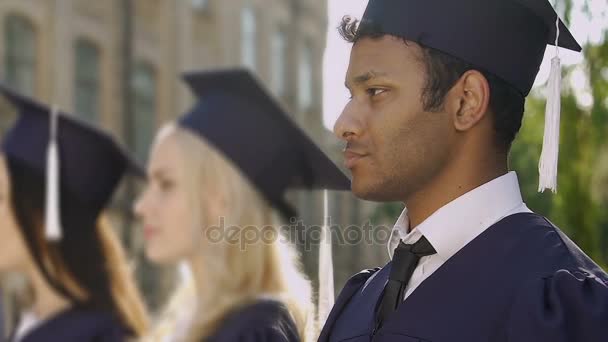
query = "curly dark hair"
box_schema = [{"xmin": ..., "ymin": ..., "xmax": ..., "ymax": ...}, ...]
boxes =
[{"xmin": 339, "ymin": 16, "xmax": 525, "ymax": 152}]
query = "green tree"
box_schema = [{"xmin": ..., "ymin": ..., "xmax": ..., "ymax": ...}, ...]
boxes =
[{"xmin": 511, "ymin": 0, "xmax": 608, "ymax": 267}]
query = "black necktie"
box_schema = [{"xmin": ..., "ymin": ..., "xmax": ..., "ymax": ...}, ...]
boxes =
[{"xmin": 374, "ymin": 236, "xmax": 437, "ymax": 330}]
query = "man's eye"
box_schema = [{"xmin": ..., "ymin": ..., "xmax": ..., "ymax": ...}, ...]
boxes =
[{"xmin": 367, "ymin": 88, "xmax": 386, "ymax": 97}]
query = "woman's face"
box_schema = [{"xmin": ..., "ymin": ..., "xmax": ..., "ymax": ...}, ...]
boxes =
[
  {"xmin": 0, "ymin": 155, "xmax": 31, "ymax": 273},
  {"xmin": 134, "ymin": 134, "xmax": 202, "ymax": 265}
]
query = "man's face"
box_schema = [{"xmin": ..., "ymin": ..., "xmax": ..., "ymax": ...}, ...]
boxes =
[{"xmin": 335, "ymin": 36, "xmax": 456, "ymax": 202}]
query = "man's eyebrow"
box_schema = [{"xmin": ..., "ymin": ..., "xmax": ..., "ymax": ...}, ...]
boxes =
[{"xmin": 345, "ymin": 70, "xmax": 388, "ymax": 89}]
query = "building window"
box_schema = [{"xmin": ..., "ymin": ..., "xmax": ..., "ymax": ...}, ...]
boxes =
[
  {"xmin": 130, "ymin": 62, "xmax": 157, "ymax": 162},
  {"xmin": 271, "ymin": 29, "xmax": 287, "ymax": 97},
  {"xmin": 74, "ymin": 39, "xmax": 101, "ymax": 123},
  {"xmin": 191, "ymin": 0, "xmax": 209, "ymax": 12},
  {"xmin": 298, "ymin": 43, "xmax": 314, "ymax": 111},
  {"xmin": 240, "ymin": 6, "xmax": 256, "ymax": 70},
  {"xmin": 4, "ymin": 15, "xmax": 36, "ymax": 96}
]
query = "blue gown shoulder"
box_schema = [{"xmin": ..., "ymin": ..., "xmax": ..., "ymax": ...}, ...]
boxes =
[
  {"xmin": 507, "ymin": 263, "xmax": 608, "ymax": 341},
  {"xmin": 18, "ymin": 307, "xmax": 127, "ymax": 342},
  {"xmin": 207, "ymin": 298, "xmax": 300, "ymax": 342}
]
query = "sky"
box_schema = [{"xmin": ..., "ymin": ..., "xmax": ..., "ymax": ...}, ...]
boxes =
[{"xmin": 322, "ymin": 0, "xmax": 608, "ymax": 130}]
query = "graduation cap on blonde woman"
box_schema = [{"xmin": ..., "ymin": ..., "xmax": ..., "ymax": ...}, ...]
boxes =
[
  {"xmin": 179, "ymin": 68, "xmax": 350, "ymax": 324},
  {"xmin": 0, "ymin": 84, "xmax": 144, "ymax": 241},
  {"xmin": 179, "ymin": 69, "xmax": 350, "ymax": 217}
]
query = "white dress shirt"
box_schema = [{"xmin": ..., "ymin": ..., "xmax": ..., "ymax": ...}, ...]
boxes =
[
  {"xmin": 13, "ymin": 311, "xmax": 41, "ymax": 342},
  {"xmin": 146, "ymin": 262, "xmax": 197, "ymax": 342},
  {"xmin": 367, "ymin": 172, "xmax": 531, "ymax": 300}
]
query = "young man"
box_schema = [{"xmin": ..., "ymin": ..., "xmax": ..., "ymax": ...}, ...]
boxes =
[{"xmin": 319, "ymin": 0, "xmax": 608, "ymax": 341}]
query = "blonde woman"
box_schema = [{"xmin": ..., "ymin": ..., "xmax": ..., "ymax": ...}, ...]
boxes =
[
  {"xmin": 135, "ymin": 69, "xmax": 350, "ymax": 341},
  {"xmin": 0, "ymin": 86, "xmax": 148, "ymax": 341}
]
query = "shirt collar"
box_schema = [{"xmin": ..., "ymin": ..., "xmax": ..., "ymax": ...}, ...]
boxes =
[{"xmin": 387, "ymin": 171, "xmax": 525, "ymax": 260}]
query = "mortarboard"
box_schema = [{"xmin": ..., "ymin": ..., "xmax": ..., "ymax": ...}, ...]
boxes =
[
  {"xmin": 0, "ymin": 84, "xmax": 144, "ymax": 240},
  {"xmin": 358, "ymin": 0, "xmax": 582, "ymax": 193},
  {"xmin": 360, "ymin": 0, "xmax": 581, "ymax": 96},
  {"xmin": 179, "ymin": 69, "xmax": 351, "ymax": 219}
]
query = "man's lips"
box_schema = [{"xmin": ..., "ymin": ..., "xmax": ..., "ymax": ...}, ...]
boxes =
[{"xmin": 343, "ymin": 149, "xmax": 368, "ymax": 169}]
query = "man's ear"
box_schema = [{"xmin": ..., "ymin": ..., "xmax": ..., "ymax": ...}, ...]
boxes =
[{"xmin": 444, "ymin": 70, "xmax": 490, "ymax": 132}]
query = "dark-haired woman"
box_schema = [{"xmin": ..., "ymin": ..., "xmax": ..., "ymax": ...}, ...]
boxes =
[{"xmin": 0, "ymin": 85, "xmax": 148, "ymax": 341}]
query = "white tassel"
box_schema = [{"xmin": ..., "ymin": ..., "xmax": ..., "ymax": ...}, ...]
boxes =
[
  {"xmin": 318, "ymin": 190, "xmax": 334, "ymax": 325},
  {"xmin": 538, "ymin": 15, "xmax": 562, "ymax": 193},
  {"xmin": 45, "ymin": 106, "xmax": 62, "ymax": 241}
]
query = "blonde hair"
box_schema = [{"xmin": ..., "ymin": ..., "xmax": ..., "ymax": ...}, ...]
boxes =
[
  {"xmin": 150, "ymin": 124, "xmax": 314, "ymax": 341},
  {"xmin": 97, "ymin": 216, "xmax": 149, "ymax": 337}
]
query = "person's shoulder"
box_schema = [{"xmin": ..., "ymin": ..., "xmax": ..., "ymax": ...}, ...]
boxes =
[
  {"xmin": 499, "ymin": 214, "xmax": 608, "ymax": 339},
  {"xmin": 22, "ymin": 307, "xmax": 127, "ymax": 342},
  {"xmin": 503, "ymin": 213, "xmax": 604, "ymax": 274},
  {"xmin": 209, "ymin": 298, "xmax": 299, "ymax": 342},
  {"xmin": 507, "ymin": 267, "xmax": 608, "ymax": 341},
  {"xmin": 58, "ymin": 307, "xmax": 127, "ymax": 340},
  {"xmin": 230, "ymin": 298, "xmax": 293, "ymax": 323}
]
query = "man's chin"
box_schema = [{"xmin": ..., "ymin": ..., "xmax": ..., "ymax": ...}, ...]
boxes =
[{"xmin": 351, "ymin": 178, "xmax": 400, "ymax": 202}]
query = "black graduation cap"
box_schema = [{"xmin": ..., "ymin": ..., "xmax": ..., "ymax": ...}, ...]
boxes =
[
  {"xmin": 0, "ymin": 84, "xmax": 144, "ymax": 239},
  {"xmin": 179, "ymin": 69, "xmax": 351, "ymax": 219},
  {"xmin": 360, "ymin": 0, "xmax": 582, "ymax": 96}
]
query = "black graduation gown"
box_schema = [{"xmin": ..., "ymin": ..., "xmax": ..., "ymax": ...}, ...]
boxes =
[
  {"xmin": 206, "ymin": 299, "xmax": 300, "ymax": 342},
  {"xmin": 319, "ymin": 213, "xmax": 608, "ymax": 342},
  {"xmin": 10, "ymin": 307, "xmax": 127, "ymax": 342}
]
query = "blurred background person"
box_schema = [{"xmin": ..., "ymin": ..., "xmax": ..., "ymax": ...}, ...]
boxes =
[
  {"xmin": 0, "ymin": 1, "xmax": 398, "ymax": 323},
  {"xmin": 0, "ymin": 85, "xmax": 148, "ymax": 341},
  {"xmin": 134, "ymin": 69, "xmax": 350, "ymax": 341}
]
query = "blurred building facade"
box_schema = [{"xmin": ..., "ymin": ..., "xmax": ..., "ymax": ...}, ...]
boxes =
[{"xmin": 0, "ymin": 0, "xmax": 387, "ymax": 329}]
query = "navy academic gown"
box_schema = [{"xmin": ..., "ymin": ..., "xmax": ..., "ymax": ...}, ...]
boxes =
[
  {"xmin": 0, "ymin": 296, "xmax": 5, "ymax": 341},
  {"xmin": 10, "ymin": 306, "xmax": 127, "ymax": 342},
  {"xmin": 207, "ymin": 299, "xmax": 300, "ymax": 342},
  {"xmin": 319, "ymin": 213, "xmax": 608, "ymax": 342}
]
